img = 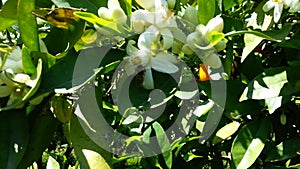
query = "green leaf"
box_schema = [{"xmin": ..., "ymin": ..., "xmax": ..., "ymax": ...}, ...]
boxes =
[
  {"xmin": 22, "ymin": 59, "xmax": 43, "ymax": 101},
  {"xmin": 197, "ymin": 0, "xmax": 215, "ymax": 25},
  {"xmin": 123, "ymin": 0, "xmax": 132, "ymax": 16},
  {"xmin": 17, "ymin": 0, "xmax": 39, "ymax": 52},
  {"xmin": 70, "ymin": 114, "xmax": 112, "ymax": 169},
  {"xmin": 22, "ymin": 47, "xmax": 37, "ymax": 75},
  {"xmin": 212, "ymin": 121, "xmax": 240, "ymax": 144},
  {"xmin": 266, "ymin": 137, "xmax": 300, "ymax": 162},
  {"xmin": 231, "ymin": 118, "xmax": 272, "ymax": 169},
  {"xmin": 152, "ymin": 122, "xmax": 172, "ymax": 169},
  {"xmin": 223, "ymin": 0, "xmax": 244, "ymax": 11},
  {"xmin": 174, "ymin": 90, "xmax": 198, "ymax": 100},
  {"xmin": 240, "ymin": 70, "xmax": 288, "ymax": 101},
  {"xmin": 0, "ymin": 0, "xmax": 18, "ymax": 31},
  {"xmin": 43, "ymin": 19, "xmax": 85, "ymax": 55},
  {"xmin": 0, "ymin": 110, "xmax": 29, "ymax": 169},
  {"xmin": 17, "ymin": 108, "xmax": 60, "ymax": 168},
  {"xmin": 46, "ymin": 156, "xmax": 60, "ymax": 169}
]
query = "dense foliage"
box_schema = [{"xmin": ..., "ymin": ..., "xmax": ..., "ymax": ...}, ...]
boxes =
[{"xmin": 0, "ymin": 0, "xmax": 300, "ymax": 168}]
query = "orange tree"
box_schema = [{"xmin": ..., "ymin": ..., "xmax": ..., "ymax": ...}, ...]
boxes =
[{"xmin": 0, "ymin": 0, "xmax": 300, "ymax": 168}]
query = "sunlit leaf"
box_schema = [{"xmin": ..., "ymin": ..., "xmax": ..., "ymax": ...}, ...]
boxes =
[
  {"xmin": 18, "ymin": 0, "xmax": 39, "ymax": 52},
  {"xmin": 212, "ymin": 121, "xmax": 240, "ymax": 144},
  {"xmin": 152, "ymin": 122, "xmax": 172, "ymax": 169},
  {"xmin": 240, "ymin": 70, "xmax": 288, "ymax": 101},
  {"xmin": 231, "ymin": 118, "xmax": 272, "ymax": 169},
  {"xmin": 46, "ymin": 156, "xmax": 60, "ymax": 169},
  {"xmin": 70, "ymin": 115, "xmax": 112, "ymax": 169}
]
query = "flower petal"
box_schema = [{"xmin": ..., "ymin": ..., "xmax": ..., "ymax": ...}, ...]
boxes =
[
  {"xmin": 205, "ymin": 16, "xmax": 224, "ymax": 35},
  {"xmin": 132, "ymin": 10, "xmax": 154, "ymax": 24},
  {"xmin": 126, "ymin": 40, "xmax": 139, "ymax": 55},
  {"xmin": 203, "ymin": 52, "xmax": 222, "ymax": 69},
  {"xmin": 151, "ymin": 56, "xmax": 178, "ymax": 73},
  {"xmin": 138, "ymin": 26, "xmax": 158, "ymax": 50},
  {"xmin": 156, "ymin": 52, "xmax": 177, "ymax": 63},
  {"xmin": 108, "ymin": 0, "xmax": 121, "ymax": 10},
  {"xmin": 273, "ymin": 3, "xmax": 283, "ymax": 23},
  {"xmin": 161, "ymin": 28, "xmax": 173, "ymax": 49},
  {"xmin": 263, "ymin": 1, "xmax": 276, "ymax": 12},
  {"xmin": 135, "ymin": 0, "xmax": 155, "ymax": 10},
  {"xmin": 143, "ymin": 67, "xmax": 154, "ymax": 89},
  {"xmin": 98, "ymin": 7, "xmax": 112, "ymax": 20}
]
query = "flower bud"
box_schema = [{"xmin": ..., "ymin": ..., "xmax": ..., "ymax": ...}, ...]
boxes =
[
  {"xmin": 203, "ymin": 52, "xmax": 222, "ymax": 68},
  {"xmin": 183, "ymin": 6, "xmax": 199, "ymax": 26},
  {"xmin": 133, "ymin": 20, "xmax": 146, "ymax": 34},
  {"xmin": 280, "ymin": 113, "xmax": 287, "ymax": 125},
  {"xmin": 186, "ymin": 32, "xmax": 201, "ymax": 48},
  {"xmin": 135, "ymin": 0, "xmax": 155, "ymax": 10},
  {"xmin": 205, "ymin": 16, "xmax": 224, "ymax": 36},
  {"xmin": 112, "ymin": 8, "xmax": 127, "ymax": 24},
  {"xmin": 98, "ymin": 7, "xmax": 112, "ymax": 20},
  {"xmin": 214, "ymin": 40, "xmax": 226, "ymax": 52}
]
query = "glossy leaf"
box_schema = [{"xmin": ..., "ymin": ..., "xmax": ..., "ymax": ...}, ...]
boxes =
[
  {"xmin": 240, "ymin": 70, "xmax": 288, "ymax": 101},
  {"xmin": 17, "ymin": 0, "xmax": 39, "ymax": 52},
  {"xmin": 198, "ymin": 0, "xmax": 215, "ymax": 25},
  {"xmin": 231, "ymin": 118, "xmax": 272, "ymax": 169},
  {"xmin": 0, "ymin": 110, "xmax": 29, "ymax": 169},
  {"xmin": 223, "ymin": 0, "xmax": 244, "ymax": 11},
  {"xmin": 152, "ymin": 122, "xmax": 172, "ymax": 169},
  {"xmin": 0, "ymin": 0, "xmax": 18, "ymax": 31},
  {"xmin": 22, "ymin": 47, "xmax": 37, "ymax": 75},
  {"xmin": 241, "ymin": 12, "xmax": 272, "ymax": 62},
  {"xmin": 17, "ymin": 108, "xmax": 60, "ymax": 168},
  {"xmin": 212, "ymin": 121, "xmax": 240, "ymax": 144},
  {"xmin": 266, "ymin": 137, "xmax": 300, "ymax": 162},
  {"xmin": 70, "ymin": 115, "xmax": 112, "ymax": 169}
]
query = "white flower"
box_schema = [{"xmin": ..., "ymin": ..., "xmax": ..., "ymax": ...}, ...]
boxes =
[
  {"xmin": 135, "ymin": 0, "xmax": 168, "ymax": 11},
  {"xmin": 98, "ymin": 0, "xmax": 127, "ymax": 24},
  {"xmin": 125, "ymin": 37, "xmax": 178, "ymax": 89},
  {"xmin": 285, "ymin": 0, "xmax": 300, "ymax": 12},
  {"xmin": 263, "ymin": 0, "xmax": 285, "ymax": 23},
  {"xmin": 131, "ymin": 0, "xmax": 185, "ymax": 49},
  {"xmin": 0, "ymin": 69, "xmax": 32, "ymax": 106},
  {"xmin": 0, "ymin": 46, "xmax": 23, "ymax": 73},
  {"xmin": 184, "ymin": 16, "xmax": 225, "ymax": 68}
]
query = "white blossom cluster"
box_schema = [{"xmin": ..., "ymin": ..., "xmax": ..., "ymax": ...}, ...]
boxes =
[
  {"xmin": 97, "ymin": 0, "xmax": 227, "ymax": 89},
  {"xmin": 263, "ymin": 0, "xmax": 300, "ymax": 23}
]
